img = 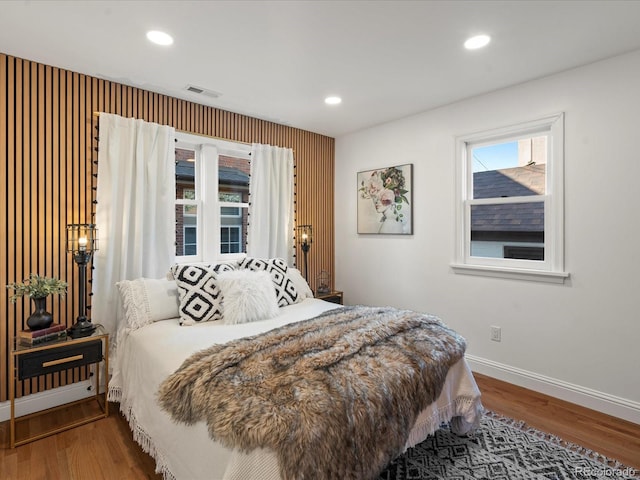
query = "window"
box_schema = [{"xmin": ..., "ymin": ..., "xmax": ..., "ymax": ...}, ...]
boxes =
[
  {"xmin": 174, "ymin": 132, "xmax": 251, "ymax": 263},
  {"xmin": 220, "ymin": 226, "xmax": 241, "ymax": 253},
  {"xmin": 453, "ymin": 114, "xmax": 568, "ymax": 283}
]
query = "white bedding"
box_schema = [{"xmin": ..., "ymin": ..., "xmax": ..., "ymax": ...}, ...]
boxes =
[{"xmin": 109, "ymin": 298, "xmax": 483, "ymax": 480}]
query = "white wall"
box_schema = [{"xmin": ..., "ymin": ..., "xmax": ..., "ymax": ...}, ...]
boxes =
[{"xmin": 335, "ymin": 49, "xmax": 640, "ymax": 422}]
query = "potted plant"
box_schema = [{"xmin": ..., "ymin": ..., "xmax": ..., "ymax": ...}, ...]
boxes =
[{"xmin": 7, "ymin": 274, "xmax": 68, "ymax": 330}]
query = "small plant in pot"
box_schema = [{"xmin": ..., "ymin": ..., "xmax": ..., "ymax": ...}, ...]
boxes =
[{"xmin": 7, "ymin": 274, "xmax": 68, "ymax": 330}]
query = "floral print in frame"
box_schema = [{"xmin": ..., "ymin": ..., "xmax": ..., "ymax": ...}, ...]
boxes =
[{"xmin": 357, "ymin": 164, "xmax": 413, "ymax": 234}]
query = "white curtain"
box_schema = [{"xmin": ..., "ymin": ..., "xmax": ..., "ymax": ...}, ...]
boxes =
[
  {"xmin": 247, "ymin": 143, "xmax": 295, "ymax": 265},
  {"xmin": 93, "ymin": 113, "xmax": 175, "ymax": 354}
]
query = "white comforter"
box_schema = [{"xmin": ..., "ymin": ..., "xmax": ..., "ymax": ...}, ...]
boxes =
[{"xmin": 109, "ymin": 299, "xmax": 482, "ymax": 480}]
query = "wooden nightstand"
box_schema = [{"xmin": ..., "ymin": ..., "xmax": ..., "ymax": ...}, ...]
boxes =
[
  {"xmin": 315, "ymin": 290, "xmax": 344, "ymax": 305},
  {"xmin": 9, "ymin": 333, "xmax": 109, "ymax": 448}
]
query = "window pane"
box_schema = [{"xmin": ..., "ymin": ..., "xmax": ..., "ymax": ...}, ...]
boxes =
[
  {"xmin": 470, "ymin": 201, "xmax": 544, "ymax": 259},
  {"xmin": 184, "ymin": 226, "xmax": 197, "ymax": 256},
  {"xmin": 176, "ymin": 205, "xmax": 198, "ymax": 256},
  {"xmin": 184, "ymin": 227, "xmax": 197, "ymax": 243},
  {"xmin": 176, "ymin": 148, "xmax": 196, "ymax": 200},
  {"xmin": 217, "ymin": 155, "xmax": 249, "ymax": 255},
  {"xmin": 221, "ymin": 206, "xmax": 240, "ymax": 217},
  {"xmin": 220, "ymin": 206, "xmax": 247, "ymax": 254},
  {"xmin": 472, "ymin": 136, "xmax": 546, "ymax": 199},
  {"xmin": 220, "ymin": 226, "xmax": 244, "ymax": 255},
  {"xmin": 218, "ymin": 155, "xmax": 250, "ymax": 203},
  {"xmin": 219, "ymin": 192, "xmax": 242, "ymax": 203}
]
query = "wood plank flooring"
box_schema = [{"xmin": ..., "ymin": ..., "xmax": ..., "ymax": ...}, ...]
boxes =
[
  {"xmin": 1, "ymin": 374, "xmax": 638, "ymax": 479},
  {"xmin": 473, "ymin": 373, "xmax": 640, "ymax": 471}
]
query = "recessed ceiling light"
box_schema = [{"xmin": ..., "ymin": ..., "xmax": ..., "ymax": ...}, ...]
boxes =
[
  {"xmin": 147, "ymin": 30, "xmax": 174, "ymax": 46},
  {"xmin": 464, "ymin": 34, "xmax": 491, "ymax": 50},
  {"xmin": 325, "ymin": 96, "xmax": 342, "ymax": 105}
]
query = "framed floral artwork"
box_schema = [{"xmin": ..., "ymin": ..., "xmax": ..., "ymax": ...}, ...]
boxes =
[{"xmin": 357, "ymin": 164, "xmax": 413, "ymax": 235}]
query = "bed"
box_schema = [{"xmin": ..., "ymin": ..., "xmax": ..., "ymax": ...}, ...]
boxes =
[{"xmin": 108, "ymin": 263, "xmax": 483, "ymax": 480}]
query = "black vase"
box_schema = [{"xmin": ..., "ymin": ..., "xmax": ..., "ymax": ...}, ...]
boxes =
[{"xmin": 27, "ymin": 297, "xmax": 54, "ymax": 330}]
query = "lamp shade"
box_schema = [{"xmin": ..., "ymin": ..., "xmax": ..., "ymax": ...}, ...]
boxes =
[
  {"xmin": 296, "ymin": 224, "xmax": 313, "ymax": 245},
  {"xmin": 67, "ymin": 224, "xmax": 98, "ymax": 254}
]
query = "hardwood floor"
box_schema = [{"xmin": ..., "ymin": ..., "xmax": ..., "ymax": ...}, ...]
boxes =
[
  {"xmin": 0, "ymin": 400, "xmax": 161, "ymax": 480},
  {"xmin": 473, "ymin": 373, "xmax": 640, "ymax": 471},
  {"xmin": 1, "ymin": 374, "xmax": 638, "ymax": 479}
]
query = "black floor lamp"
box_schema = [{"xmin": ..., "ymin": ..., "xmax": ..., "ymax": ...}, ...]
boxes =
[
  {"xmin": 66, "ymin": 224, "xmax": 98, "ymax": 338},
  {"xmin": 296, "ymin": 225, "xmax": 313, "ymax": 283}
]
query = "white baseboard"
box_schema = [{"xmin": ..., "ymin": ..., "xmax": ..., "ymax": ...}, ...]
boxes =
[
  {"xmin": 466, "ymin": 354, "xmax": 640, "ymax": 425},
  {"xmin": 0, "ymin": 380, "xmax": 94, "ymax": 422}
]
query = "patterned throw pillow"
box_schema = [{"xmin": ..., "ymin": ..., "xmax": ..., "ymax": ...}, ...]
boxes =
[
  {"xmin": 171, "ymin": 263, "xmax": 236, "ymax": 325},
  {"xmin": 239, "ymin": 257, "xmax": 299, "ymax": 307}
]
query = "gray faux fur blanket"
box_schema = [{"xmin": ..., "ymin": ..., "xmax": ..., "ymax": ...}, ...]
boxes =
[{"xmin": 157, "ymin": 306, "xmax": 467, "ymax": 480}]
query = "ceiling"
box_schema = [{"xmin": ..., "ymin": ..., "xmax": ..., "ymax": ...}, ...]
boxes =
[{"xmin": 2, "ymin": 1, "xmax": 640, "ymax": 138}]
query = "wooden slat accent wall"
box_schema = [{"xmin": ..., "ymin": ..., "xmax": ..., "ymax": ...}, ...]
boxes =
[{"xmin": 0, "ymin": 53, "xmax": 335, "ymax": 403}]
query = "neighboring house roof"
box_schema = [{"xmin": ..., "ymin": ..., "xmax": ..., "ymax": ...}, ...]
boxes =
[
  {"xmin": 175, "ymin": 160, "xmax": 194, "ymax": 181},
  {"xmin": 473, "ymin": 164, "xmax": 545, "ymax": 199},
  {"xmin": 472, "ymin": 164, "xmax": 545, "ymax": 234},
  {"xmin": 219, "ymin": 166, "xmax": 250, "ymax": 186},
  {"xmin": 176, "ymin": 161, "xmax": 249, "ymax": 187}
]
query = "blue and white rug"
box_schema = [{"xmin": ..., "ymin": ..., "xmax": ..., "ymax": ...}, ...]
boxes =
[{"xmin": 378, "ymin": 411, "xmax": 639, "ymax": 480}]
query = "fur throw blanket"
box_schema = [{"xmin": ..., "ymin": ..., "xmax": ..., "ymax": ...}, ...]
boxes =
[{"xmin": 157, "ymin": 306, "xmax": 467, "ymax": 480}]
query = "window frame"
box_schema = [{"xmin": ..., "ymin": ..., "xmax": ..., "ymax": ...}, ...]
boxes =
[
  {"xmin": 174, "ymin": 131, "xmax": 251, "ymax": 264},
  {"xmin": 452, "ymin": 113, "xmax": 569, "ymax": 283}
]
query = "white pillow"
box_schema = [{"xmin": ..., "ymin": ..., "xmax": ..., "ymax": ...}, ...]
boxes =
[
  {"xmin": 117, "ymin": 278, "xmax": 179, "ymax": 330},
  {"xmin": 287, "ymin": 268, "xmax": 314, "ymax": 300},
  {"xmin": 218, "ymin": 270, "xmax": 279, "ymax": 325}
]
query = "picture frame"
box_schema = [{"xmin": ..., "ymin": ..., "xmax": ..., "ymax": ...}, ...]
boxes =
[{"xmin": 357, "ymin": 163, "xmax": 413, "ymax": 235}]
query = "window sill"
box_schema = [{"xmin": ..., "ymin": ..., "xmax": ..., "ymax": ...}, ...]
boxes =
[{"xmin": 450, "ymin": 263, "xmax": 569, "ymax": 284}]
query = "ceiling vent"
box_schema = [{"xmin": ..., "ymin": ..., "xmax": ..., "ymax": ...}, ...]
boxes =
[{"xmin": 185, "ymin": 84, "xmax": 221, "ymax": 98}]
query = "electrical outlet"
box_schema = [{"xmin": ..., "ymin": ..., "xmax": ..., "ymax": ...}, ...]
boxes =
[{"xmin": 490, "ymin": 326, "xmax": 501, "ymax": 342}]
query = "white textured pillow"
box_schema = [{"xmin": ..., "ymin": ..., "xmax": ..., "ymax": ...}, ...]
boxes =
[
  {"xmin": 287, "ymin": 268, "xmax": 314, "ymax": 300},
  {"xmin": 117, "ymin": 278, "xmax": 179, "ymax": 330},
  {"xmin": 218, "ymin": 270, "xmax": 279, "ymax": 325}
]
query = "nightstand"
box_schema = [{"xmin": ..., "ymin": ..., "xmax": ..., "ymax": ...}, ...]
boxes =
[
  {"xmin": 9, "ymin": 333, "xmax": 109, "ymax": 448},
  {"xmin": 315, "ymin": 290, "xmax": 344, "ymax": 305}
]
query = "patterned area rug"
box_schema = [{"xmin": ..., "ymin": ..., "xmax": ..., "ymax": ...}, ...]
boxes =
[{"xmin": 378, "ymin": 411, "xmax": 639, "ymax": 480}]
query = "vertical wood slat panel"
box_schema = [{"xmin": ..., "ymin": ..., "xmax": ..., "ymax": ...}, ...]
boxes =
[
  {"xmin": 14, "ymin": 58, "xmax": 25, "ymax": 393},
  {"xmin": 1, "ymin": 52, "xmax": 335, "ymax": 402},
  {"xmin": 0, "ymin": 54, "xmax": 8, "ymax": 401}
]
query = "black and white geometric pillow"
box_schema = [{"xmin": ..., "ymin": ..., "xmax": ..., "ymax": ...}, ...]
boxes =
[
  {"xmin": 239, "ymin": 257, "xmax": 299, "ymax": 307},
  {"xmin": 171, "ymin": 263, "xmax": 236, "ymax": 325}
]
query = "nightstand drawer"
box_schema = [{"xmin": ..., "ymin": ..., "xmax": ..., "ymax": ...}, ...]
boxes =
[{"xmin": 18, "ymin": 339, "xmax": 102, "ymax": 380}]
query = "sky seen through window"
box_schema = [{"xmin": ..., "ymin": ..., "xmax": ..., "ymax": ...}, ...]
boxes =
[{"xmin": 472, "ymin": 141, "xmax": 518, "ymax": 172}]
